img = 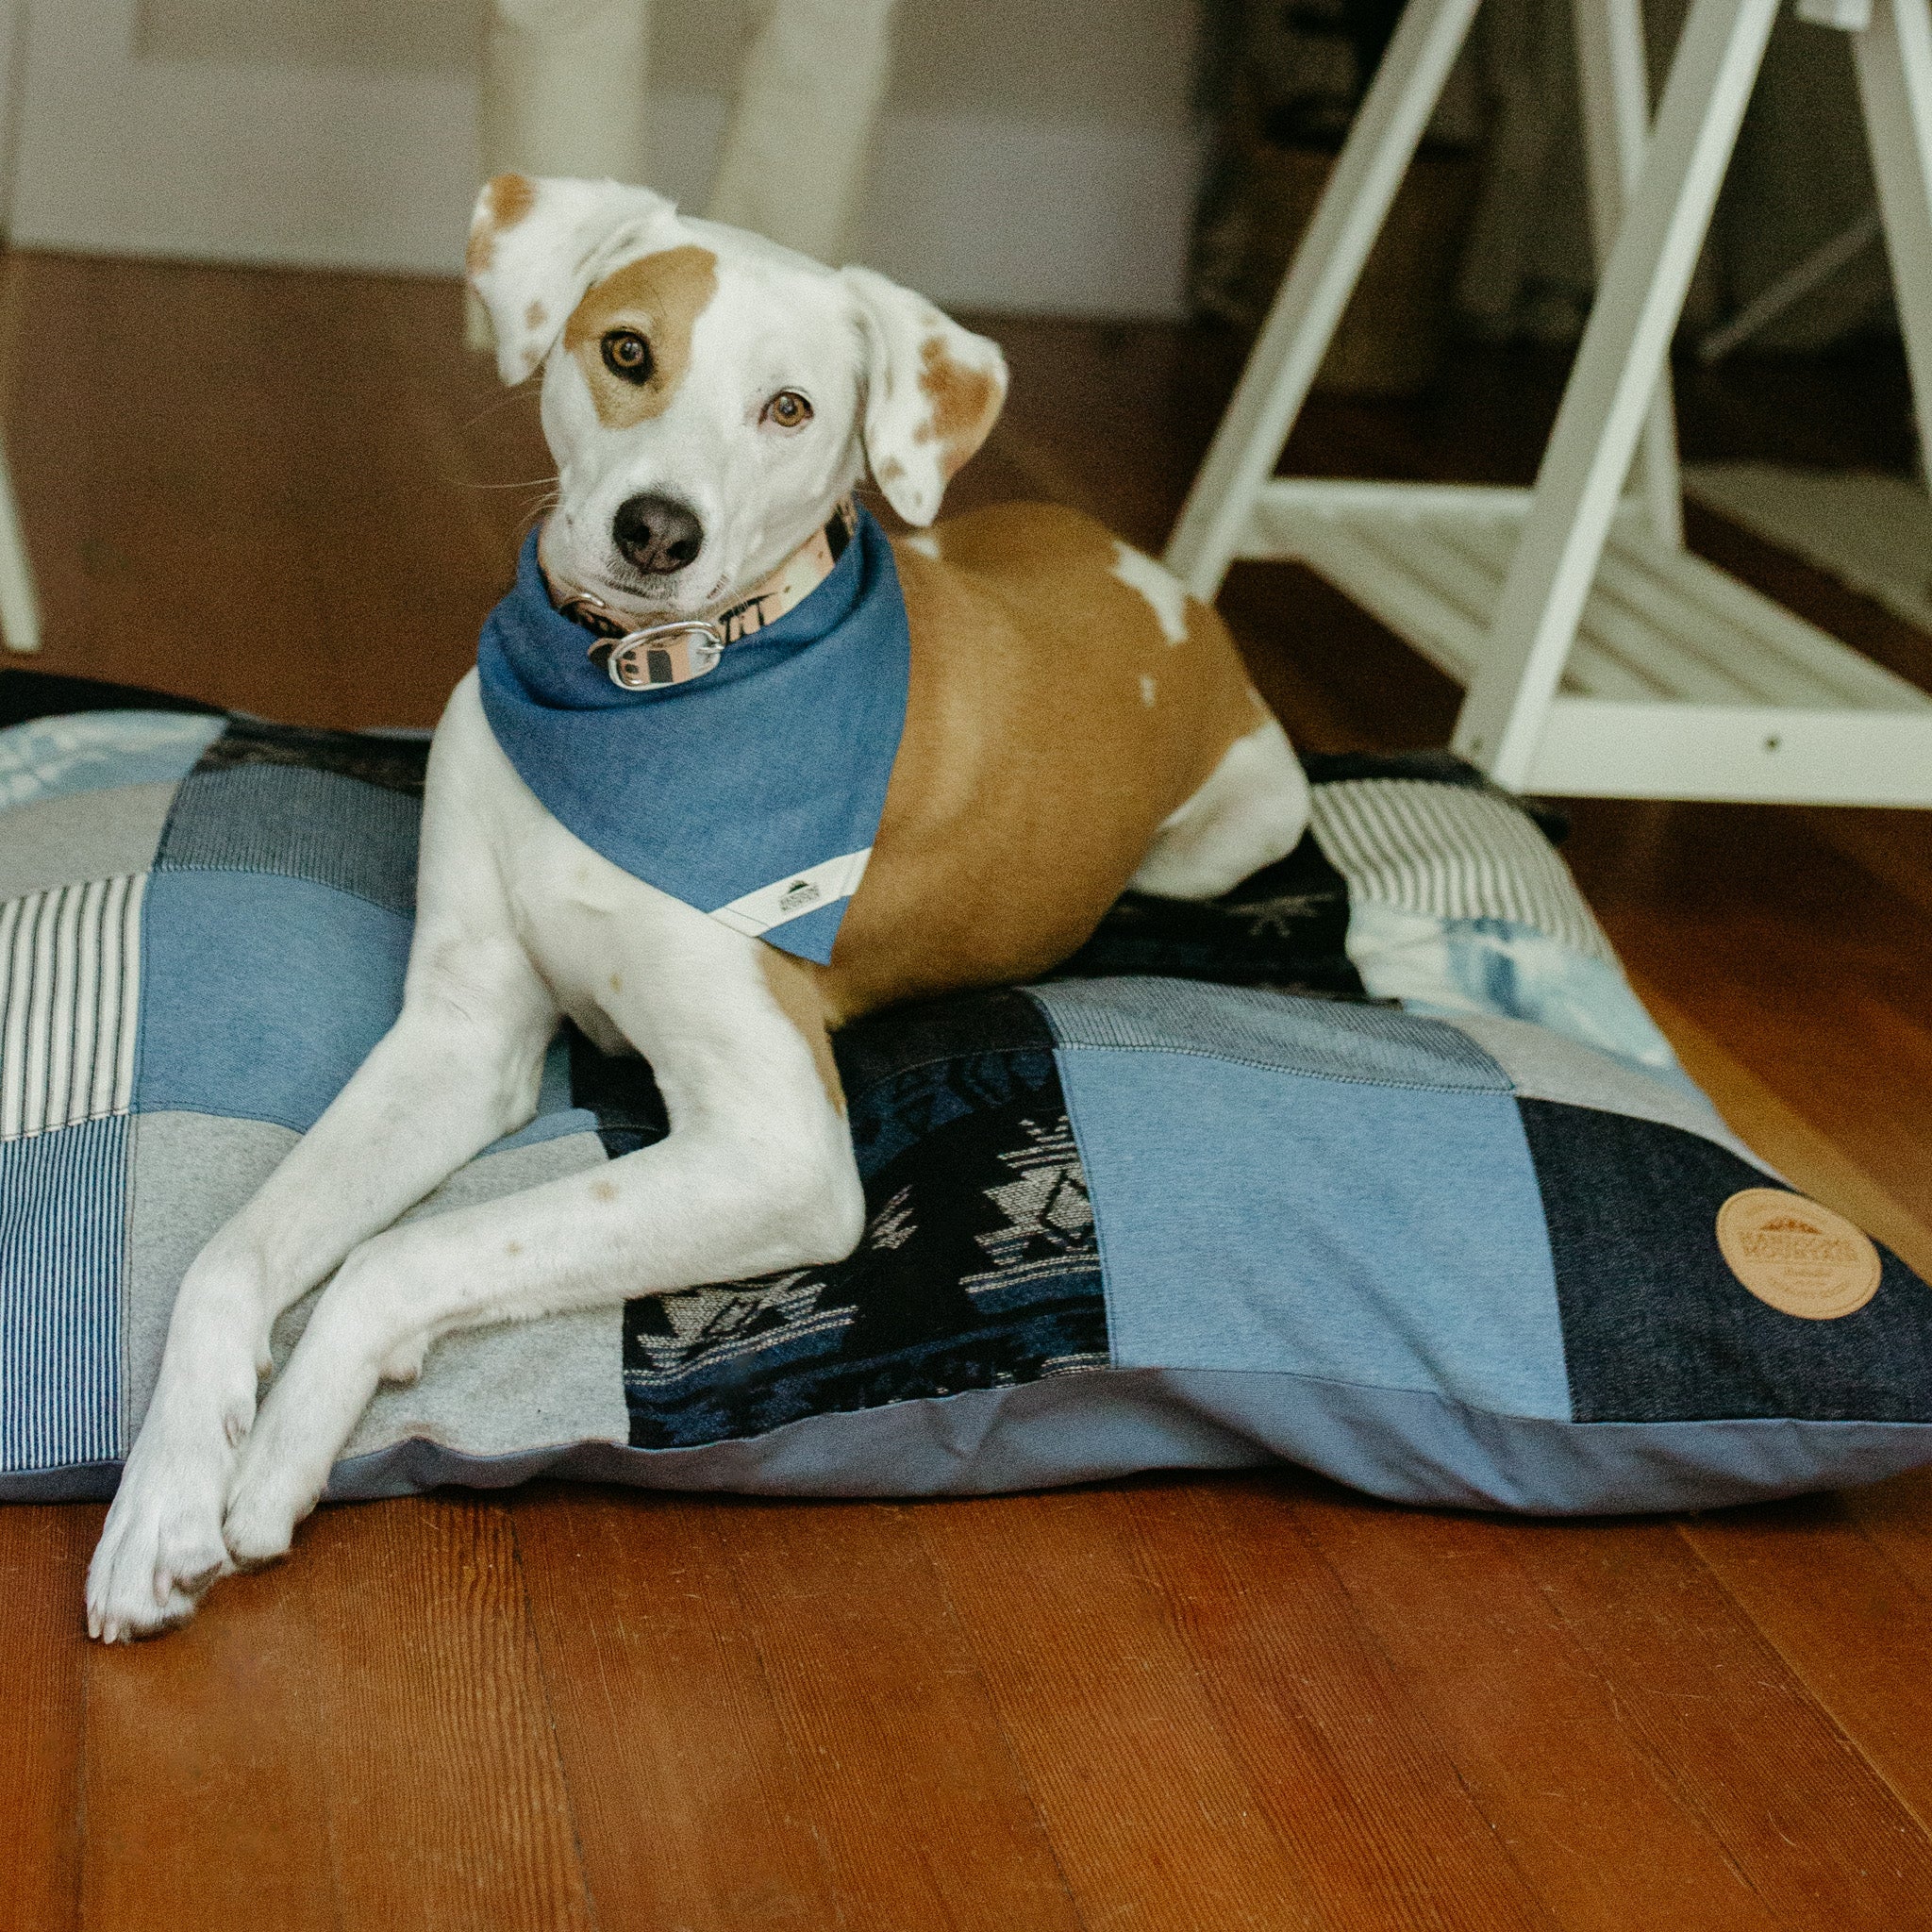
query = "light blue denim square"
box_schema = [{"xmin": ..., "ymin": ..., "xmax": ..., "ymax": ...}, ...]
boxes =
[
  {"xmin": 1056, "ymin": 1044, "xmax": 1570, "ymax": 1422},
  {"xmin": 136, "ymin": 870, "xmax": 408, "ymax": 1133}
]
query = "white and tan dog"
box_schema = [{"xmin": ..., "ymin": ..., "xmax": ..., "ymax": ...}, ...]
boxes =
[{"xmin": 86, "ymin": 176, "xmax": 1309, "ymax": 1640}]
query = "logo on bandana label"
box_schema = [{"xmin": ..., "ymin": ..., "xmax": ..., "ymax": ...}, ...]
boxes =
[
  {"xmin": 778, "ymin": 878, "xmax": 823, "ymax": 914},
  {"xmin": 1716, "ymin": 1188, "xmax": 1881, "ymax": 1320}
]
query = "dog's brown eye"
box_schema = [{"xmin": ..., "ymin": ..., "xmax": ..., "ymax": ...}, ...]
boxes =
[
  {"xmin": 601, "ymin": 330, "xmax": 654, "ymax": 384},
  {"xmin": 762, "ymin": 390, "xmax": 812, "ymax": 429}
]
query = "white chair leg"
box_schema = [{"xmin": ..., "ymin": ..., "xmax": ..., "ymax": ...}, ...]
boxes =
[
  {"xmin": 480, "ymin": 0, "xmax": 651, "ymax": 185},
  {"xmin": 1695, "ymin": 206, "xmax": 1884, "ymax": 363},
  {"xmin": 1854, "ymin": 0, "xmax": 1932, "ymax": 480},
  {"xmin": 1162, "ymin": 0, "xmax": 1484, "ymax": 602},
  {"xmin": 1452, "ymin": 0, "xmax": 1780, "ymax": 787},
  {"xmin": 0, "ymin": 433, "xmax": 42, "ymax": 654},
  {"xmin": 1574, "ymin": 0, "xmax": 1686, "ymax": 547},
  {"xmin": 705, "ymin": 0, "xmax": 902, "ymax": 267},
  {"xmin": 468, "ymin": 0, "xmax": 651, "ymax": 349}
]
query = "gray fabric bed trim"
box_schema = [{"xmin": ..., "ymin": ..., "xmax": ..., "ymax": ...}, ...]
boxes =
[
  {"xmin": 17, "ymin": 1368, "xmax": 1927, "ymax": 1517},
  {"xmin": 0, "ymin": 1459, "xmax": 123, "ymax": 1504},
  {"xmin": 310, "ymin": 1367, "xmax": 1932, "ymax": 1518}
]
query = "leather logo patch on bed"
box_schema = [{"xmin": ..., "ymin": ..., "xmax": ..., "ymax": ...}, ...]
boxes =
[{"xmin": 1717, "ymin": 1189, "xmax": 1882, "ymax": 1321}]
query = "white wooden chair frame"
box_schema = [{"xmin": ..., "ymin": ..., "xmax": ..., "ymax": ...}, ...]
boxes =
[
  {"xmin": 0, "ymin": 440, "xmax": 39, "ymax": 653},
  {"xmin": 1167, "ymin": 0, "xmax": 1932, "ymax": 806}
]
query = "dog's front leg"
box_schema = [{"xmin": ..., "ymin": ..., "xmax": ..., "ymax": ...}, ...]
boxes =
[
  {"xmin": 221, "ymin": 955, "xmax": 864, "ymax": 1566},
  {"xmin": 86, "ymin": 940, "xmax": 557, "ymax": 1641}
]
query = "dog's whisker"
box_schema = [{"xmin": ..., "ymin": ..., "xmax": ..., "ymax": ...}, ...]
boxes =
[
  {"xmin": 514, "ymin": 496, "xmax": 558, "ymax": 541},
  {"xmin": 458, "ymin": 387, "xmax": 544, "ymax": 431}
]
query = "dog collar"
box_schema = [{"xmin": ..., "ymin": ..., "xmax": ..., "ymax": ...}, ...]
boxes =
[{"xmin": 551, "ymin": 498, "xmax": 858, "ymax": 691}]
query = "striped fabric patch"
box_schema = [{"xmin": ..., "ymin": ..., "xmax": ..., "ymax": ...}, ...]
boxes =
[
  {"xmin": 1027, "ymin": 978, "xmax": 1512, "ymax": 1091},
  {"xmin": 155, "ymin": 762, "xmax": 422, "ymax": 913},
  {"xmin": 0, "ymin": 1115, "xmax": 125, "ymax": 1471},
  {"xmin": 1310, "ymin": 779, "xmax": 1614, "ymax": 963},
  {"xmin": 0, "ymin": 874, "xmax": 145, "ymax": 1141}
]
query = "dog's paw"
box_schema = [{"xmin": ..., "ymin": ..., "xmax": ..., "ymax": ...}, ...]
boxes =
[
  {"xmin": 86, "ymin": 1422, "xmax": 241, "ymax": 1641},
  {"xmin": 221, "ymin": 1368, "xmax": 349, "ymax": 1568},
  {"xmin": 224, "ymin": 1262, "xmax": 398, "ymax": 1568},
  {"xmin": 222, "ymin": 1433, "xmax": 325, "ymax": 1571}
]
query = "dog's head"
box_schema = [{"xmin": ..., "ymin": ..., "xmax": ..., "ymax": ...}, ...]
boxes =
[{"xmin": 467, "ymin": 174, "xmax": 1008, "ymax": 622}]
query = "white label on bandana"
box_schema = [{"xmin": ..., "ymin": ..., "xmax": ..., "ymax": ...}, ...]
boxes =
[{"xmin": 710, "ymin": 848, "xmax": 873, "ymax": 938}]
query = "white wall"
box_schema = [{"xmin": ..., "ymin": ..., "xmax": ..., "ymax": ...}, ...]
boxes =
[
  {"xmin": 135, "ymin": 0, "xmax": 1200, "ymax": 131},
  {"xmin": 7, "ymin": 0, "xmax": 1206, "ymax": 317}
]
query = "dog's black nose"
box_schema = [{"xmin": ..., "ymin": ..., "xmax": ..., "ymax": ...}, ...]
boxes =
[{"xmin": 611, "ymin": 493, "xmax": 704, "ymax": 575}]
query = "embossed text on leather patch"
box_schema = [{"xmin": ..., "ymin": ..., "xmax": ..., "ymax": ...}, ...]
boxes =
[{"xmin": 1717, "ymin": 1188, "xmax": 1882, "ymax": 1321}]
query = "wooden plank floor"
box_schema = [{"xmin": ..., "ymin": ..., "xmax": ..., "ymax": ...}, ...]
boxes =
[{"xmin": 4, "ymin": 250, "xmax": 1930, "ymax": 1930}]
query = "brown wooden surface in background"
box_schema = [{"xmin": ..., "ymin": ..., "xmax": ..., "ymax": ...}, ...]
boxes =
[{"xmin": 2, "ymin": 251, "xmax": 1929, "ymax": 1930}]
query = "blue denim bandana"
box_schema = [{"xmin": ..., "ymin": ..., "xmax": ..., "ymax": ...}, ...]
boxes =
[{"xmin": 476, "ymin": 509, "xmax": 908, "ymax": 963}]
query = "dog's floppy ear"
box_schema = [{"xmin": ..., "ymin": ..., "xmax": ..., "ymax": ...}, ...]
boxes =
[
  {"xmin": 840, "ymin": 265, "xmax": 1007, "ymax": 526},
  {"xmin": 466, "ymin": 174, "xmax": 680, "ymax": 385}
]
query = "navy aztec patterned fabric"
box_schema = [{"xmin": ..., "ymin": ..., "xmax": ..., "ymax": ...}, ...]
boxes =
[
  {"xmin": 3, "ymin": 665, "xmax": 1929, "ymax": 1515},
  {"xmin": 625, "ymin": 992, "xmax": 1108, "ymax": 1450}
]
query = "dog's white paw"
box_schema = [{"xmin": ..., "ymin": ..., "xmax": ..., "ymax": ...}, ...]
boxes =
[
  {"xmin": 221, "ymin": 1326, "xmax": 375, "ymax": 1567},
  {"xmin": 222, "ymin": 1412, "xmax": 329, "ymax": 1570},
  {"xmin": 86, "ymin": 1416, "xmax": 242, "ymax": 1641}
]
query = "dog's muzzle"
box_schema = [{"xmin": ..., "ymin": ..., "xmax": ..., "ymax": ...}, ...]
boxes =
[{"xmin": 551, "ymin": 499, "xmax": 857, "ymax": 692}]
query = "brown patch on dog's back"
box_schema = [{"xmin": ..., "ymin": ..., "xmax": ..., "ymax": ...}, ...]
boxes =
[
  {"xmin": 816, "ymin": 503, "xmax": 1260, "ymax": 1022},
  {"xmin": 914, "ymin": 337, "xmax": 1000, "ymax": 478},
  {"xmin": 467, "ymin": 171, "xmax": 536, "ymax": 275},
  {"xmin": 564, "ymin": 245, "xmax": 719, "ymax": 429}
]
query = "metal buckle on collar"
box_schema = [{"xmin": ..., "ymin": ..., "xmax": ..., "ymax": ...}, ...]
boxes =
[{"xmin": 596, "ymin": 619, "xmax": 726, "ymax": 690}]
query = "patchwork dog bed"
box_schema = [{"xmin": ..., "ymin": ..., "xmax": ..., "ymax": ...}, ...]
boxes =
[{"xmin": 3, "ymin": 668, "xmax": 1927, "ymax": 1514}]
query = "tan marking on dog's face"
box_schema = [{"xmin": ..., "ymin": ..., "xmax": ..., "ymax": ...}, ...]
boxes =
[
  {"xmin": 876, "ymin": 456, "xmax": 906, "ymax": 484},
  {"xmin": 525, "ymin": 300, "xmax": 548, "ymax": 333},
  {"xmin": 467, "ymin": 171, "xmax": 536, "ymax": 276},
  {"xmin": 562, "ymin": 245, "xmax": 719, "ymax": 430},
  {"xmin": 914, "ymin": 336, "xmax": 999, "ymax": 479}
]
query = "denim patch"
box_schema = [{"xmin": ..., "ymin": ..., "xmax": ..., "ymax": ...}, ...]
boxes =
[
  {"xmin": 1029, "ymin": 975, "xmax": 1512, "ymax": 1091},
  {"xmin": 1059, "ymin": 1045, "xmax": 1569, "ymax": 1420},
  {"xmin": 1523, "ymin": 1100, "xmax": 1932, "ymax": 1422},
  {"xmin": 0, "ymin": 1116, "xmax": 125, "ymax": 1472},
  {"xmin": 135, "ymin": 871, "xmax": 409, "ymax": 1133},
  {"xmin": 157, "ymin": 762, "xmax": 423, "ymax": 913},
  {"xmin": 0, "ymin": 711, "xmax": 224, "ymax": 813},
  {"xmin": 1348, "ymin": 904, "xmax": 1683, "ymax": 1078}
]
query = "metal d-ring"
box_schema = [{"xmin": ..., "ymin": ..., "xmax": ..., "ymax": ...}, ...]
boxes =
[{"xmin": 598, "ymin": 619, "xmax": 727, "ymax": 691}]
